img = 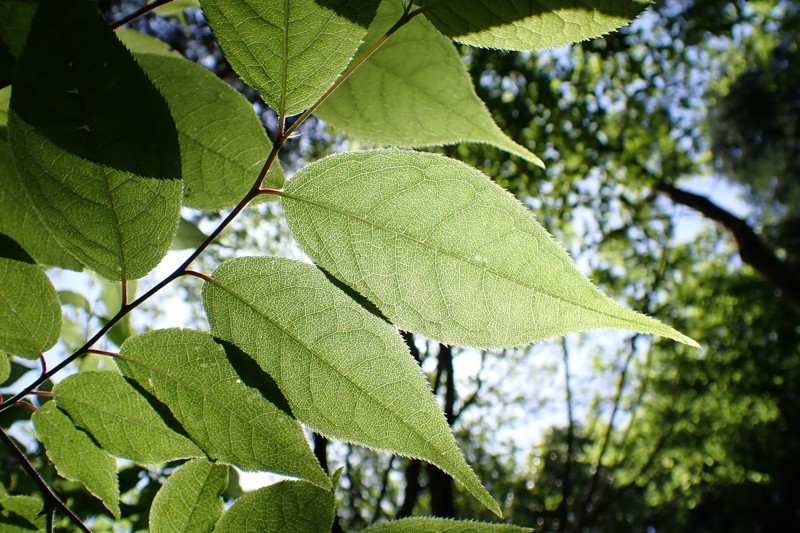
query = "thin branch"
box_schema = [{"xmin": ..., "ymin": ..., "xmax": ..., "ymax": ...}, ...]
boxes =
[
  {"xmin": 557, "ymin": 338, "xmax": 575, "ymax": 532},
  {"xmin": 0, "ymin": 430, "xmax": 90, "ymax": 532}
]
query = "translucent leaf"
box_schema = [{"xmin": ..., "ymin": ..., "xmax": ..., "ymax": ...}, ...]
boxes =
[
  {"xmin": 53, "ymin": 371, "xmax": 203, "ymax": 464},
  {"xmin": 0, "ymin": 247, "xmax": 61, "ymax": 358},
  {"xmin": 282, "ymin": 150, "xmax": 699, "ymax": 349},
  {"xmin": 154, "ymin": 0, "xmax": 200, "ymax": 17},
  {"xmin": 318, "ymin": 0, "xmax": 542, "ymax": 167},
  {"xmin": 0, "ymin": 354, "xmax": 9, "ymax": 385},
  {"xmin": 57, "ymin": 290, "xmax": 91, "ymax": 313},
  {"xmin": 199, "ymin": 0, "xmax": 380, "ymax": 115},
  {"xmin": 7, "ymin": 0, "xmax": 182, "ymax": 280},
  {"xmin": 171, "ymin": 218, "xmax": 209, "ymax": 251},
  {"xmin": 135, "ymin": 53, "xmax": 284, "ymax": 210},
  {"xmin": 420, "ymin": 0, "xmax": 650, "ymax": 51},
  {"xmin": 32, "ymin": 402, "xmax": 120, "ymax": 519},
  {"xmin": 214, "ymin": 480, "xmax": 335, "ymax": 533},
  {"xmin": 118, "ymin": 328, "xmax": 330, "ymax": 487},
  {"xmin": 149, "ymin": 458, "xmax": 227, "ymax": 533},
  {"xmin": 0, "ymin": 138, "xmax": 82, "ymax": 269},
  {"xmin": 363, "ymin": 517, "xmax": 532, "ymax": 532},
  {"xmin": 203, "ymin": 257, "xmax": 501, "ymax": 516},
  {"xmin": 116, "ymin": 28, "xmax": 182, "ymax": 57}
]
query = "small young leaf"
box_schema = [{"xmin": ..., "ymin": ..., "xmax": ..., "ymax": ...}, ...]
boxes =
[
  {"xmin": 199, "ymin": 0, "xmax": 380, "ymax": 115},
  {"xmin": 0, "ymin": 138, "xmax": 82, "ymax": 269},
  {"xmin": 57, "ymin": 290, "xmax": 91, "ymax": 313},
  {"xmin": 362, "ymin": 517, "xmax": 532, "ymax": 532},
  {"xmin": 149, "ymin": 458, "xmax": 227, "ymax": 533},
  {"xmin": 118, "ymin": 329, "xmax": 330, "ymax": 488},
  {"xmin": 171, "ymin": 218, "xmax": 209, "ymax": 251},
  {"xmin": 318, "ymin": 0, "xmax": 543, "ymax": 167},
  {"xmin": 0, "ymin": 490, "xmax": 44, "ymax": 532},
  {"xmin": 0, "ymin": 252, "xmax": 61, "ymax": 358},
  {"xmin": 421, "ymin": 0, "xmax": 651, "ymax": 51},
  {"xmin": 32, "ymin": 402, "xmax": 120, "ymax": 519},
  {"xmin": 214, "ymin": 480, "xmax": 335, "ymax": 533},
  {"xmin": 282, "ymin": 150, "xmax": 699, "ymax": 349},
  {"xmin": 0, "ymin": 354, "xmax": 9, "ymax": 385},
  {"xmin": 203, "ymin": 257, "xmax": 501, "ymax": 516},
  {"xmin": 135, "ymin": 53, "xmax": 284, "ymax": 210},
  {"xmin": 53, "ymin": 372, "xmax": 203, "ymax": 464},
  {"xmin": 8, "ymin": 0, "xmax": 182, "ymax": 280}
]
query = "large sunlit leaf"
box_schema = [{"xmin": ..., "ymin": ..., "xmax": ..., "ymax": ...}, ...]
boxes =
[
  {"xmin": 214, "ymin": 480, "xmax": 335, "ymax": 533},
  {"xmin": 318, "ymin": 0, "xmax": 543, "ymax": 167},
  {"xmin": 150, "ymin": 459, "xmax": 227, "ymax": 533},
  {"xmin": 53, "ymin": 371, "xmax": 203, "ymax": 464},
  {"xmin": 135, "ymin": 53, "xmax": 284, "ymax": 210},
  {"xmin": 199, "ymin": 0, "xmax": 380, "ymax": 115},
  {"xmin": 32, "ymin": 402, "xmax": 120, "ymax": 519},
  {"xmin": 282, "ymin": 150, "xmax": 699, "ymax": 349},
  {"xmin": 419, "ymin": 0, "xmax": 651, "ymax": 51},
  {"xmin": 7, "ymin": 0, "xmax": 182, "ymax": 280},
  {"xmin": 363, "ymin": 517, "xmax": 532, "ymax": 532},
  {"xmin": 118, "ymin": 328, "xmax": 330, "ymax": 488},
  {"xmin": 0, "ymin": 237, "xmax": 61, "ymax": 358},
  {"xmin": 0, "ymin": 138, "xmax": 81, "ymax": 269},
  {"xmin": 203, "ymin": 257, "xmax": 501, "ymax": 516},
  {"xmin": 0, "ymin": 489, "xmax": 44, "ymax": 532}
]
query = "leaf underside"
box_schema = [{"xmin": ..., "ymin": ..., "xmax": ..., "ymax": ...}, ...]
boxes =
[
  {"xmin": 203, "ymin": 256, "xmax": 501, "ymax": 516},
  {"xmin": 282, "ymin": 149, "xmax": 699, "ymax": 349},
  {"xmin": 200, "ymin": 0, "xmax": 380, "ymax": 116}
]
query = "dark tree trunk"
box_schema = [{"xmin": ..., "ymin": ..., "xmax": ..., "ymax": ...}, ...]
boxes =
[{"xmin": 654, "ymin": 182, "xmax": 800, "ymax": 305}]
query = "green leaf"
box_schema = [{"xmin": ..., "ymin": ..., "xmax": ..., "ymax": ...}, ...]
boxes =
[
  {"xmin": 282, "ymin": 150, "xmax": 699, "ymax": 349},
  {"xmin": 420, "ymin": 0, "xmax": 651, "ymax": 51},
  {"xmin": 0, "ymin": 86, "xmax": 9, "ymax": 132},
  {"xmin": 149, "ymin": 458, "xmax": 227, "ymax": 533},
  {"xmin": 199, "ymin": 0, "xmax": 380, "ymax": 115},
  {"xmin": 318, "ymin": 0, "xmax": 543, "ymax": 167},
  {"xmin": 118, "ymin": 328, "xmax": 330, "ymax": 487},
  {"xmin": 32, "ymin": 402, "xmax": 120, "ymax": 519},
  {"xmin": 0, "ymin": 490, "xmax": 44, "ymax": 532},
  {"xmin": 171, "ymin": 218, "xmax": 209, "ymax": 250},
  {"xmin": 0, "ymin": 138, "xmax": 82, "ymax": 269},
  {"xmin": 0, "ymin": 354, "xmax": 9, "ymax": 385},
  {"xmin": 7, "ymin": 0, "xmax": 182, "ymax": 280},
  {"xmin": 363, "ymin": 517, "xmax": 532, "ymax": 532},
  {"xmin": 0, "ymin": 252, "xmax": 61, "ymax": 359},
  {"xmin": 116, "ymin": 28, "xmax": 182, "ymax": 57},
  {"xmin": 135, "ymin": 53, "xmax": 284, "ymax": 210},
  {"xmin": 53, "ymin": 371, "xmax": 203, "ymax": 464},
  {"xmin": 203, "ymin": 257, "xmax": 501, "ymax": 516},
  {"xmin": 154, "ymin": 0, "xmax": 200, "ymax": 17},
  {"xmin": 0, "ymin": 0, "xmax": 36, "ymax": 82},
  {"xmin": 214, "ymin": 480, "xmax": 335, "ymax": 533}
]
